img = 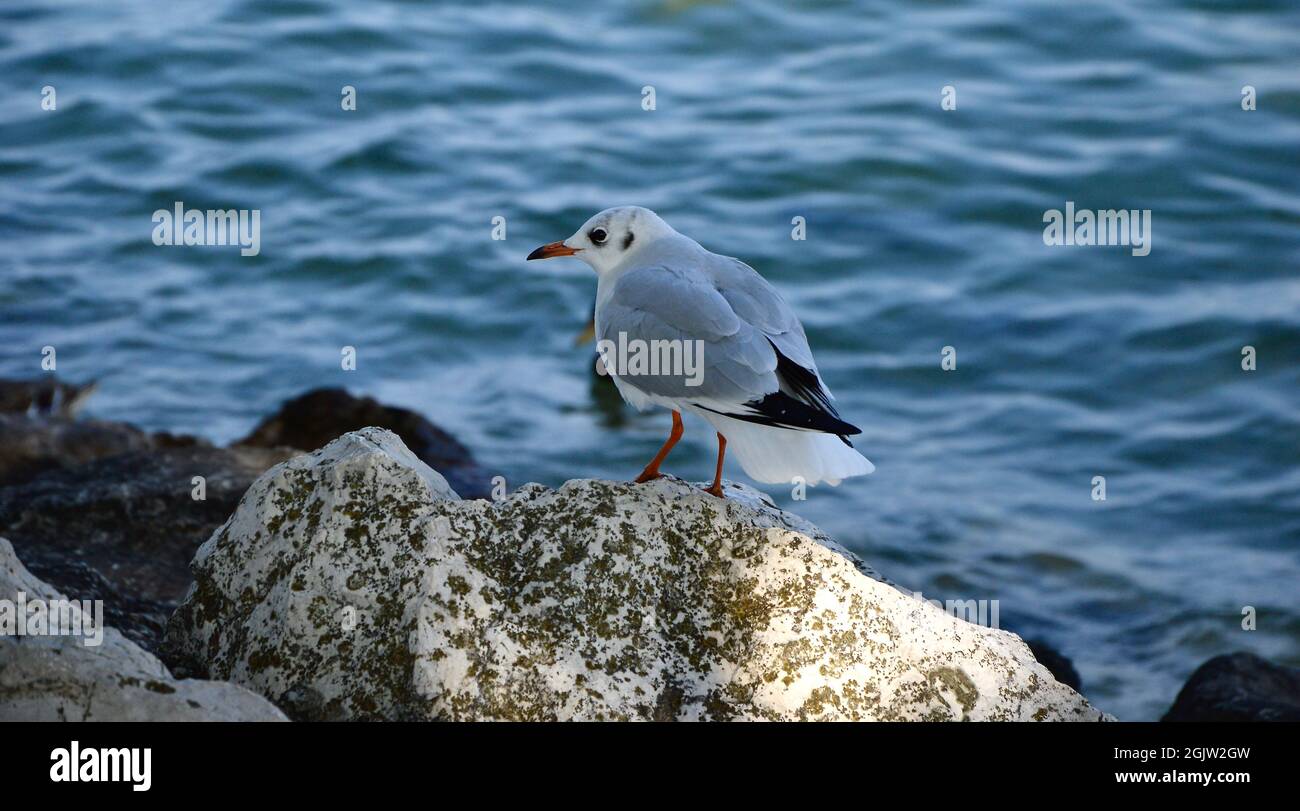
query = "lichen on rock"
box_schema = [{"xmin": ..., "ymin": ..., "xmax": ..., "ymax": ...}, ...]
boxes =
[{"xmin": 165, "ymin": 428, "xmax": 1108, "ymax": 721}]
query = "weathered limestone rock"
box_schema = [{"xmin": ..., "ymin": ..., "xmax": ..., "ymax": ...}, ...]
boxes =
[
  {"xmin": 166, "ymin": 428, "xmax": 1108, "ymax": 721},
  {"xmin": 0, "ymin": 538, "xmax": 286, "ymax": 721}
]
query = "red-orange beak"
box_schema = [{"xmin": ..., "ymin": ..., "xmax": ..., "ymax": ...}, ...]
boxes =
[{"xmin": 527, "ymin": 241, "xmax": 580, "ymax": 260}]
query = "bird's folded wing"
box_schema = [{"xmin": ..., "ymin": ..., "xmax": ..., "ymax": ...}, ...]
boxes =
[
  {"xmin": 600, "ymin": 259, "xmax": 861, "ymax": 438},
  {"xmin": 707, "ymin": 255, "xmax": 819, "ymax": 375},
  {"xmin": 704, "ymin": 254, "xmax": 856, "ymax": 432},
  {"xmin": 598, "ymin": 263, "xmax": 778, "ymax": 405}
]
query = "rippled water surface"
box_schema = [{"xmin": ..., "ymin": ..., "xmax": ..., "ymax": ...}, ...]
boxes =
[{"xmin": 3, "ymin": 0, "xmax": 1299, "ymax": 719}]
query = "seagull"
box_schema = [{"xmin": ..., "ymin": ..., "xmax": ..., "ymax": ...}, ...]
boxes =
[{"xmin": 528, "ymin": 206, "xmax": 873, "ymax": 497}]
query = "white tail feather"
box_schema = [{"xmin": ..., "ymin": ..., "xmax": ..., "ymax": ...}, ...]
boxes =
[{"xmin": 696, "ymin": 412, "xmax": 874, "ymax": 486}]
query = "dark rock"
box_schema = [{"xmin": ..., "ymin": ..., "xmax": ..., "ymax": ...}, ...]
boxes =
[
  {"xmin": 0, "ymin": 405, "xmax": 295, "ymax": 654},
  {"xmin": 0, "ymin": 414, "xmax": 154, "ymax": 486},
  {"xmin": 0, "ymin": 376, "xmax": 98, "ymax": 417},
  {"xmin": 235, "ymin": 387, "xmax": 491, "ymax": 498},
  {"xmin": 0, "ymin": 443, "xmax": 297, "ymax": 654},
  {"xmin": 1025, "ymin": 639, "xmax": 1082, "ymax": 692},
  {"xmin": 1162, "ymin": 652, "xmax": 1300, "ymax": 722},
  {"xmin": 0, "ymin": 386, "xmax": 492, "ymax": 659},
  {"xmin": 20, "ymin": 550, "xmax": 173, "ymax": 652}
]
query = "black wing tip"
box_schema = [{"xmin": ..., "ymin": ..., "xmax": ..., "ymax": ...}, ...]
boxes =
[
  {"xmin": 699, "ymin": 392, "xmax": 862, "ymax": 438},
  {"xmin": 762, "ymin": 339, "xmax": 863, "ymax": 439}
]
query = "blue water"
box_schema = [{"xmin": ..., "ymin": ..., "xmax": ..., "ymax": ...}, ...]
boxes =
[{"xmin": 2, "ymin": 0, "xmax": 1298, "ymax": 719}]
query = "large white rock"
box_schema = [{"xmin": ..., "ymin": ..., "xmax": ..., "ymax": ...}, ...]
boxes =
[
  {"xmin": 0, "ymin": 538, "xmax": 286, "ymax": 721},
  {"xmin": 165, "ymin": 428, "xmax": 1108, "ymax": 721}
]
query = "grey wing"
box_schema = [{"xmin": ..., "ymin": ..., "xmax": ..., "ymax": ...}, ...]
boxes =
[
  {"xmin": 598, "ymin": 264, "xmax": 778, "ymax": 406},
  {"xmin": 706, "ymin": 254, "xmax": 818, "ymax": 373},
  {"xmin": 705, "ymin": 254, "xmax": 854, "ymax": 425},
  {"xmin": 599, "ymin": 262, "xmax": 861, "ymax": 437}
]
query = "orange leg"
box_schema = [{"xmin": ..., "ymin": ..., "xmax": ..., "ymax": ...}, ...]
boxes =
[
  {"xmin": 634, "ymin": 410, "xmax": 683, "ymax": 483},
  {"xmin": 703, "ymin": 432, "xmax": 727, "ymax": 498}
]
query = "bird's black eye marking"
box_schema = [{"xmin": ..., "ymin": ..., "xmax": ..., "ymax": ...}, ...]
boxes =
[
  {"xmin": 589, "ymin": 228, "xmax": 608, "ymax": 245},
  {"xmin": 622, "ymin": 232, "xmax": 635, "ymax": 250}
]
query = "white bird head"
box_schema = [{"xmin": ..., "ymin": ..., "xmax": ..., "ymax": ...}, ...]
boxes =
[{"xmin": 527, "ymin": 206, "xmax": 675, "ymax": 275}]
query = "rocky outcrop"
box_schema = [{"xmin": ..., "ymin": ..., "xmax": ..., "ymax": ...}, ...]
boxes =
[
  {"xmin": 235, "ymin": 387, "xmax": 491, "ymax": 498},
  {"xmin": 0, "ymin": 379, "xmax": 303, "ymax": 632},
  {"xmin": 0, "ymin": 442, "xmax": 297, "ymax": 610},
  {"xmin": 0, "ymin": 538, "xmax": 285, "ymax": 721},
  {"xmin": 0, "ymin": 384, "xmax": 493, "ymax": 659},
  {"xmin": 19, "ymin": 555, "xmax": 174, "ymax": 654},
  {"xmin": 0, "ymin": 413, "xmax": 155, "ymax": 486},
  {"xmin": 166, "ymin": 428, "xmax": 1107, "ymax": 722},
  {"xmin": 1163, "ymin": 652, "xmax": 1300, "ymax": 722}
]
